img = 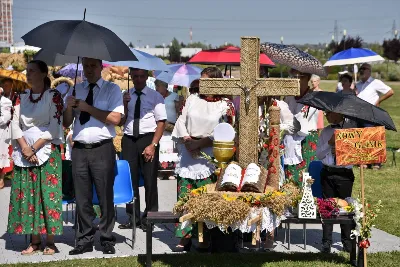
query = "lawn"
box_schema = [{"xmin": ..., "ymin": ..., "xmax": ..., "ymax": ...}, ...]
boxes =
[
  {"xmin": 4, "ymin": 252, "xmax": 400, "ymax": 267},
  {"xmin": 3, "ymin": 81, "xmax": 399, "ymax": 267}
]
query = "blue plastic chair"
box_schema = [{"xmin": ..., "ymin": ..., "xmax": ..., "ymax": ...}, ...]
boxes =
[
  {"xmin": 62, "ymin": 198, "xmax": 75, "ymax": 223},
  {"xmin": 308, "ymin": 160, "xmax": 323, "ymax": 198}
]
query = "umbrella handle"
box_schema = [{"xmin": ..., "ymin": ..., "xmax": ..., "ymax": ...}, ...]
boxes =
[{"xmin": 72, "ymin": 57, "xmax": 79, "ymax": 101}]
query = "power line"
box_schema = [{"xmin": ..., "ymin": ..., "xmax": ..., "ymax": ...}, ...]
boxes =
[{"xmin": 12, "ymin": 5, "xmax": 396, "ymax": 23}]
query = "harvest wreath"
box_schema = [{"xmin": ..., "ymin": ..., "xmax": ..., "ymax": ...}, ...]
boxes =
[{"xmin": 173, "ymin": 181, "xmax": 301, "ymax": 229}]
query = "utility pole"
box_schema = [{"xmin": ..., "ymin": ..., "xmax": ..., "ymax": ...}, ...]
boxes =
[
  {"xmin": 334, "ymin": 20, "xmax": 339, "ymax": 45},
  {"xmin": 343, "ymin": 29, "xmax": 347, "ymax": 51},
  {"xmin": 280, "ymin": 36, "xmax": 284, "ymax": 78},
  {"xmin": 392, "ymin": 20, "xmax": 398, "ymax": 39}
]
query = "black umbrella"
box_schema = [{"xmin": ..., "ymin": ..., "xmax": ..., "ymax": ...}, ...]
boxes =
[
  {"xmin": 22, "ymin": 9, "xmax": 136, "ymax": 95},
  {"xmin": 33, "ymin": 49, "xmax": 80, "ymax": 66},
  {"xmin": 22, "ymin": 17, "xmax": 137, "ymax": 62},
  {"xmin": 297, "ymin": 91, "xmax": 396, "ymax": 131},
  {"xmin": 260, "ymin": 42, "xmax": 326, "ymax": 77}
]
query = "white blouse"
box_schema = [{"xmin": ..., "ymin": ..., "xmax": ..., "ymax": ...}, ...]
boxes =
[
  {"xmin": 172, "ymin": 94, "xmax": 231, "ymax": 180},
  {"xmin": 285, "ymin": 95, "xmax": 319, "ymax": 132},
  {"xmin": 0, "ymin": 96, "xmax": 12, "ymax": 168},
  {"xmin": 11, "ymin": 89, "xmax": 64, "ymax": 167}
]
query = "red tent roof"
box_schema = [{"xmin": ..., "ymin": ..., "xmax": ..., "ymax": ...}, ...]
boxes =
[{"xmin": 188, "ymin": 46, "xmax": 275, "ymax": 67}]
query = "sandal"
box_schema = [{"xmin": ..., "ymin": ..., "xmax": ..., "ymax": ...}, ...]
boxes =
[
  {"xmin": 21, "ymin": 243, "xmax": 42, "ymax": 255},
  {"xmin": 43, "ymin": 243, "xmax": 59, "ymax": 255}
]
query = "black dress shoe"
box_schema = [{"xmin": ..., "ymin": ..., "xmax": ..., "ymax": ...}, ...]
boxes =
[
  {"xmin": 102, "ymin": 243, "xmax": 115, "ymax": 254},
  {"xmin": 118, "ymin": 222, "xmax": 141, "ymax": 229},
  {"xmin": 321, "ymin": 241, "xmax": 331, "ymax": 253},
  {"xmin": 69, "ymin": 244, "xmax": 93, "ymax": 255}
]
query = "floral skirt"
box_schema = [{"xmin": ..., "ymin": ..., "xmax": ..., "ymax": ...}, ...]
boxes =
[
  {"xmin": 7, "ymin": 145, "xmax": 63, "ymax": 235},
  {"xmin": 284, "ymin": 131, "xmax": 318, "ymax": 187},
  {"xmin": 174, "ymin": 174, "xmax": 217, "ymax": 238}
]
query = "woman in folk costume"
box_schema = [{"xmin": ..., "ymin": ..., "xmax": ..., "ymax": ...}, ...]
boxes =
[
  {"xmin": 0, "ymin": 88, "xmax": 12, "ymax": 189},
  {"xmin": 7, "ymin": 60, "xmax": 64, "ymax": 255},
  {"xmin": 260, "ymin": 42, "xmax": 327, "ymax": 186},
  {"xmin": 172, "ymin": 67, "xmax": 235, "ymax": 252},
  {"xmin": 283, "ymin": 68, "xmax": 320, "ymax": 185}
]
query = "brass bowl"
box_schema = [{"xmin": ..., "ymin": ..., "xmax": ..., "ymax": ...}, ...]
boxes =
[{"xmin": 213, "ymin": 147, "xmax": 235, "ymax": 163}]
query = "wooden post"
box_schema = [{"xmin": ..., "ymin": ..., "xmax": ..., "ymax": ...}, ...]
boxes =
[
  {"xmin": 198, "ymin": 222, "xmax": 204, "ymax": 243},
  {"xmin": 360, "ymin": 167, "xmax": 367, "ymax": 267}
]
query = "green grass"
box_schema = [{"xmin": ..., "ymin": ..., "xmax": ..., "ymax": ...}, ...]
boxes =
[{"xmin": 3, "ymin": 252, "xmax": 400, "ymax": 267}]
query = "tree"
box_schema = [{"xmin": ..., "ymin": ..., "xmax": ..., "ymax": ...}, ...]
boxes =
[
  {"xmin": 169, "ymin": 38, "xmax": 181, "ymax": 62},
  {"xmin": 218, "ymin": 43, "xmax": 236, "ymax": 48},
  {"xmin": 327, "ymin": 36, "xmax": 363, "ymax": 54},
  {"xmin": 186, "ymin": 41, "xmax": 210, "ymax": 50},
  {"xmin": 383, "ymin": 38, "xmax": 400, "ymax": 63},
  {"xmin": 23, "ymin": 50, "xmax": 37, "ymax": 62},
  {"xmin": 128, "ymin": 42, "xmax": 134, "ymax": 48}
]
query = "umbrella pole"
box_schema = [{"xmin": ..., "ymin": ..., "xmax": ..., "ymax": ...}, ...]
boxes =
[
  {"xmin": 360, "ymin": 166, "xmax": 368, "ymax": 267},
  {"xmin": 224, "ymin": 65, "xmax": 227, "ymax": 76},
  {"xmin": 230, "ymin": 65, "xmax": 232, "ymax": 78},
  {"xmin": 72, "ymin": 57, "xmax": 80, "ymax": 97},
  {"xmin": 128, "ymin": 69, "xmax": 130, "ymax": 93}
]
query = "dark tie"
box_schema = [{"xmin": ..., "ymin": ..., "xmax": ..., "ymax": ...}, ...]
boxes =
[
  {"xmin": 79, "ymin": 83, "xmax": 96, "ymax": 125},
  {"xmin": 132, "ymin": 91, "xmax": 142, "ymax": 137}
]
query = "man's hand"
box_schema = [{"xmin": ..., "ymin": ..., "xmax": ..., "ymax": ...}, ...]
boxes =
[
  {"xmin": 375, "ymin": 100, "xmax": 380, "ymax": 107},
  {"xmin": 142, "ymin": 144, "xmax": 155, "ymax": 162},
  {"xmin": 75, "ymin": 99, "xmax": 90, "ymax": 112},
  {"xmin": 123, "ymin": 92, "xmax": 131, "ymax": 106},
  {"xmin": 66, "ymin": 95, "xmax": 77, "ymax": 109}
]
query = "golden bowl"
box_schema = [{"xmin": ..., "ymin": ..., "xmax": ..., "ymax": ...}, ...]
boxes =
[
  {"xmin": 213, "ymin": 147, "xmax": 235, "ymax": 163},
  {"xmin": 213, "ymin": 141, "xmax": 235, "ymax": 149}
]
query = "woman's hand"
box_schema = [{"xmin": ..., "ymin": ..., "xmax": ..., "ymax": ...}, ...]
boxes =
[
  {"xmin": 21, "ymin": 146, "xmax": 34, "ymax": 159},
  {"xmin": 28, "ymin": 155, "xmax": 39, "ymax": 165},
  {"xmin": 185, "ymin": 140, "xmax": 200, "ymax": 152}
]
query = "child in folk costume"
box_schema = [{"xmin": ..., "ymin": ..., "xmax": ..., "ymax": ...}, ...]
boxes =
[
  {"xmin": 0, "ymin": 90, "xmax": 12, "ymax": 189},
  {"xmin": 316, "ymin": 111, "xmax": 355, "ymax": 254},
  {"xmin": 172, "ymin": 67, "xmax": 235, "ymax": 252}
]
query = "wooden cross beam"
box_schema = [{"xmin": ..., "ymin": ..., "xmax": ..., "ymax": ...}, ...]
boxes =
[{"xmin": 200, "ymin": 37, "xmax": 300, "ymax": 167}]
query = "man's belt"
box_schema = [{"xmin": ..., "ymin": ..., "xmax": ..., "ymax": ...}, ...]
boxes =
[
  {"xmin": 323, "ymin": 165, "xmax": 353, "ymax": 174},
  {"xmin": 74, "ymin": 139, "xmax": 112, "ymax": 149},
  {"xmin": 124, "ymin": 132, "xmax": 154, "ymax": 140}
]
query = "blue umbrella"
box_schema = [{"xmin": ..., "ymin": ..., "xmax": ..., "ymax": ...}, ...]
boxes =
[
  {"xmin": 104, "ymin": 48, "xmax": 168, "ymax": 71},
  {"xmin": 57, "ymin": 63, "xmax": 84, "ymax": 78},
  {"xmin": 324, "ymin": 48, "xmax": 385, "ymax": 67},
  {"xmin": 154, "ymin": 64, "xmax": 203, "ymax": 87}
]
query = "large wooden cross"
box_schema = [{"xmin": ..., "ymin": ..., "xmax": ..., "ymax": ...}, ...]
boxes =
[{"xmin": 200, "ymin": 36, "xmax": 300, "ymax": 167}]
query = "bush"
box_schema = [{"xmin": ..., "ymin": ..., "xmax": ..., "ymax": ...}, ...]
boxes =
[{"xmin": 371, "ymin": 62, "xmax": 400, "ymax": 81}]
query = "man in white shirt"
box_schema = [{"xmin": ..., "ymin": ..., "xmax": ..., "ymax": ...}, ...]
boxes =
[
  {"xmin": 64, "ymin": 57, "xmax": 124, "ymax": 255},
  {"xmin": 118, "ymin": 68, "xmax": 166, "ymax": 231},
  {"xmin": 316, "ymin": 111, "xmax": 354, "ymax": 255},
  {"xmin": 356, "ymin": 63, "xmax": 394, "ymax": 106}
]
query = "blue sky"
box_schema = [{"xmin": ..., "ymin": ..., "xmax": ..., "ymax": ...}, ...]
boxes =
[{"xmin": 13, "ymin": 0, "xmax": 399, "ymax": 47}]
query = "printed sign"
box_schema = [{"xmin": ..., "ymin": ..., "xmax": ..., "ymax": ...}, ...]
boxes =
[{"xmin": 335, "ymin": 126, "xmax": 386, "ymax": 166}]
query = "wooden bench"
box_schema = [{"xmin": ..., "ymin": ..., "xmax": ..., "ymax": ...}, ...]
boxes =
[
  {"xmin": 146, "ymin": 211, "xmax": 180, "ymax": 267},
  {"xmin": 282, "ymin": 215, "xmax": 359, "ymax": 266},
  {"xmin": 145, "ymin": 212, "xmax": 360, "ymax": 267}
]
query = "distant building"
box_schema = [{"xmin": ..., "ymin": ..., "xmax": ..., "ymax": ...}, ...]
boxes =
[
  {"xmin": 9, "ymin": 44, "xmax": 40, "ymax": 53},
  {"xmin": 135, "ymin": 47, "xmax": 202, "ymax": 58},
  {"xmin": 0, "ymin": 0, "xmax": 13, "ymax": 46}
]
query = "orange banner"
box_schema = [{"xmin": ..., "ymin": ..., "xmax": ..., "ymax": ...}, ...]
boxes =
[{"xmin": 335, "ymin": 126, "xmax": 386, "ymax": 166}]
